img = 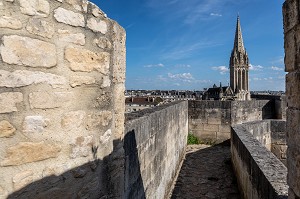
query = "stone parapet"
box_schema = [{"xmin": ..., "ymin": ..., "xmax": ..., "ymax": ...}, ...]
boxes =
[
  {"xmin": 188, "ymin": 100, "xmax": 279, "ymax": 143},
  {"xmin": 124, "ymin": 101, "xmax": 188, "ymax": 198},
  {"xmin": 231, "ymin": 121, "xmax": 288, "ymax": 199}
]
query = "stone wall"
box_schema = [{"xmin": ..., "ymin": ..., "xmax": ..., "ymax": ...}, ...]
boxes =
[
  {"xmin": 0, "ymin": 0, "xmax": 126, "ymax": 198},
  {"xmin": 189, "ymin": 101, "xmax": 231, "ymax": 143},
  {"xmin": 189, "ymin": 100, "xmax": 277, "ymax": 143},
  {"xmin": 283, "ymin": 0, "xmax": 300, "ymax": 198},
  {"xmin": 238, "ymin": 120, "xmax": 287, "ymax": 165},
  {"xmin": 238, "ymin": 120, "xmax": 272, "ymax": 150},
  {"xmin": 252, "ymin": 94, "xmax": 287, "ymax": 120},
  {"xmin": 270, "ymin": 120, "xmax": 287, "ymax": 166},
  {"xmin": 231, "ymin": 100, "xmax": 276, "ymax": 124},
  {"xmin": 124, "ymin": 101, "xmax": 188, "ymax": 198},
  {"xmin": 231, "ymin": 121, "xmax": 288, "ymax": 199}
]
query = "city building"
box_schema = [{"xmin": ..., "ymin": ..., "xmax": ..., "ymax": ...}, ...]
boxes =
[{"xmin": 203, "ymin": 83, "xmax": 235, "ymax": 100}]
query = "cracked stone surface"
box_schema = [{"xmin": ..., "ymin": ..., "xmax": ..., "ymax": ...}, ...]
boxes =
[{"xmin": 170, "ymin": 140, "xmax": 241, "ymax": 199}]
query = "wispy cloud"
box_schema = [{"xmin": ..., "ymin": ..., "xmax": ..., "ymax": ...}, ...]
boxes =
[
  {"xmin": 125, "ymin": 23, "xmax": 135, "ymax": 29},
  {"xmin": 174, "ymin": 64, "xmax": 191, "ymax": 68},
  {"xmin": 271, "ymin": 56, "xmax": 284, "ymax": 65},
  {"xmin": 162, "ymin": 41, "xmax": 222, "ymax": 60},
  {"xmin": 270, "ymin": 66, "xmax": 283, "ymax": 71},
  {"xmin": 210, "ymin": 13, "xmax": 222, "ymax": 17},
  {"xmin": 157, "ymin": 73, "xmax": 211, "ymax": 85},
  {"xmin": 212, "ymin": 66, "xmax": 229, "ymax": 75},
  {"xmin": 145, "ymin": 0, "xmax": 236, "ymax": 25},
  {"xmin": 253, "ymin": 77, "xmax": 274, "ymax": 81},
  {"xmin": 168, "ymin": 72, "xmax": 194, "ymax": 80},
  {"xmin": 168, "ymin": 0, "xmax": 179, "ymax": 5},
  {"xmin": 249, "ymin": 64, "xmax": 264, "ymax": 71},
  {"xmin": 144, "ymin": 63, "xmax": 164, "ymax": 68}
]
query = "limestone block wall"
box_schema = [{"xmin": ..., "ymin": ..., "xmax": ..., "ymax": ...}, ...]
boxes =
[
  {"xmin": 189, "ymin": 101, "xmax": 231, "ymax": 143},
  {"xmin": 283, "ymin": 0, "xmax": 300, "ymax": 198},
  {"xmin": 231, "ymin": 100, "xmax": 276, "ymax": 124},
  {"xmin": 270, "ymin": 120, "xmax": 287, "ymax": 166},
  {"xmin": 239, "ymin": 120, "xmax": 272, "ymax": 150},
  {"xmin": 0, "ymin": 0, "xmax": 126, "ymax": 198},
  {"xmin": 231, "ymin": 122, "xmax": 288, "ymax": 199},
  {"xmin": 188, "ymin": 100, "xmax": 276, "ymax": 143},
  {"xmin": 252, "ymin": 94, "xmax": 287, "ymax": 120},
  {"xmin": 275, "ymin": 97, "xmax": 287, "ymax": 120},
  {"xmin": 238, "ymin": 120, "xmax": 287, "ymax": 166},
  {"xmin": 124, "ymin": 101, "xmax": 188, "ymax": 198}
]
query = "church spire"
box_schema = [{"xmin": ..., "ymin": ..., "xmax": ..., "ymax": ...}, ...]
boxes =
[
  {"xmin": 229, "ymin": 15, "xmax": 251, "ymax": 101},
  {"xmin": 233, "ymin": 15, "xmax": 245, "ymax": 53}
]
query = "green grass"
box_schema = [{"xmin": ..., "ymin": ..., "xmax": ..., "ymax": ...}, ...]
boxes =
[
  {"xmin": 187, "ymin": 134, "xmax": 200, "ymax": 145},
  {"xmin": 187, "ymin": 133, "xmax": 216, "ymax": 145}
]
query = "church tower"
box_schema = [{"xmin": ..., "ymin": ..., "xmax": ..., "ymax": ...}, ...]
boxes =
[{"xmin": 229, "ymin": 16, "xmax": 251, "ymax": 100}]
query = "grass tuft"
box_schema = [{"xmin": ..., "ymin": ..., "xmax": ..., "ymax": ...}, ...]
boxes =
[
  {"xmin": 187, "ymin": 134, "xmax": 200, "ymax": 145},
  {"xmin": 187, "ymin": 134, "xmax": 217, "ymax": 145}
]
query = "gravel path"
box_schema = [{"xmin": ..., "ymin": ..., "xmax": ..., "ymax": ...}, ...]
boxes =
[{"xmin": 170, "ymin": 140, "xmax": 241, "ymax": 199}]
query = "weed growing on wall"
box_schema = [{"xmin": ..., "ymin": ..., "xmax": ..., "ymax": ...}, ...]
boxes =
[
  {"xmin": 187, "ymin": 134, "xmax": 217, "ymax": 145},
  {"xmin": 187, "ymin": 133, "xmax": 200, "ymax": 145}
]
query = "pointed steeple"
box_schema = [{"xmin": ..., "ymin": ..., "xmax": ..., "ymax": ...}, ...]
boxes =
[
  {"xmin": 233, "ymin": 15, "xmax": 245, "ymax": 53},
  {"xmin": 229, "ymin": 15, "xmax": 251, "ymax": 101}
]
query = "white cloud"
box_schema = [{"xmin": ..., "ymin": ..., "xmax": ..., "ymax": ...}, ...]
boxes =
[
  {"xmin": 210, "ymin": 13, "xmax": 222, "ymax": 17},
  {"xmin": 249, "ymin": 64, "xmax": 263, "ymax": 71},
  {"xmin": 271, "ymin": 56, "xmax": 284, "ymax": 65},
  {"xmin": 168, "ymin": 72, "xmax": 194, "ymax": 80},
  {"xmin": 174, "ymin": 64, "xmax": 191, "ymax": 68},
  {"xmin": 212, "ymin": 66, "xmax": 229, "ymax": 75},
  {"xmin": 270, "ymin": 66, "xmax": 284, "ymax": 71},
  {"xmin": 264, "ymin": 77, "xmax": 273, "ymax": 80},
  {"xmin": 144, "ymin": 63, "xmax": 164, "ymax": 68},
  {"xmin": 253, "ymin": 77, "xmax": 274, "ymax": 81},
  {"xmin": 253, "ymin": 77, "xmax": 261, "ymax": 81},
  {"xmin": 157, "ymin": 75, "xmax": 167, "ymax": 82}
]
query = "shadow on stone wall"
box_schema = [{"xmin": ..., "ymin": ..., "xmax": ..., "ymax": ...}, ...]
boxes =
[
  {"xmin": 7, "ymin": 135, "xmax": 145, "ymax": 199},
  {"xmin": 262, "ymin": 100, "xmax": 276, "ymax": 119},
  {"xmin": 124, "ymin": 130, "xmax": 145, "ymax": 198}
]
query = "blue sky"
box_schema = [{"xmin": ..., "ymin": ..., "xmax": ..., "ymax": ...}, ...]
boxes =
[{"xmin": 93, "ymin": 0, "xmax": 285, "ymax": 91}]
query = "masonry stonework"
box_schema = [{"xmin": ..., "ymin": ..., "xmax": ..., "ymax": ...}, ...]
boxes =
[
  {"xmin": 124, "ymin": 101, "xmax": 188, "ymax": 198},
  {"xmin": 188, "ymin": 100, "xmax": 278, "ymax": 143},
  {"xmin": 0, "ymin": 0, "xmax": 126, "ymax": 198},
  {"xmin": 283, "ymin": 0, "xmax": 300, "ymax": 198},
  {"xmin": 231, "ymin": 121, "xmax": 288, "ymax": 199}
]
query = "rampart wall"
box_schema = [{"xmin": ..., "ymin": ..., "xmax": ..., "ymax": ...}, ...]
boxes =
[
  {"xmin": 189, "ymin": 100, "xmax": 280, "ymax": 143},
  {"xmin": 283, "ymin": 0, "xmax": 300, "ymax": 198},
  {"xmin": 0, "ymin": 0, "xmax": 126, "ymax": 198},
  {"xmin": 231, "ymin": 121, "xmax": 288, "ymax": 199},
  {"xmin": 240, "ymin": 120, "xmax": 287, "ymax": 165},
  {"xmin": 251, "ymin": 94, "xmax": 287, "ymax": 120},
  {"xmin": 124, "ymin": 101, "xmax": 188, "ymax": 198}
]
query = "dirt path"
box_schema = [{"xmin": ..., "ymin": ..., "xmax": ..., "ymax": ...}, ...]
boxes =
[{"xmin": 170, "ymin": 141, "xmax": 241, "ymax": 199}]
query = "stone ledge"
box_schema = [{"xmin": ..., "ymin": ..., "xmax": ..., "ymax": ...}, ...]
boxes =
[
  {"xmin": 125, "ymin": 101, "xmax": 186, "ymax": 122},
  {"xmin": 231, "ymin": 121, "xmax": 288, "ymax": 199}
]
